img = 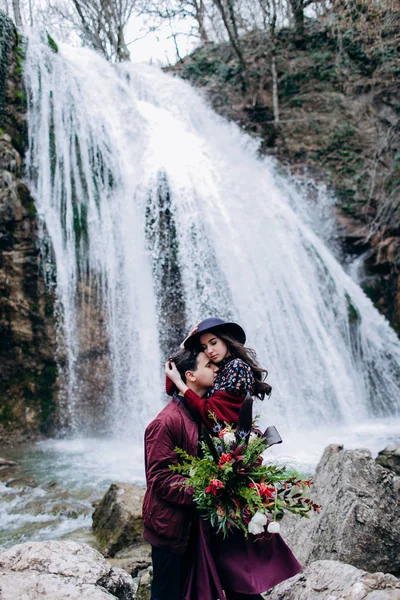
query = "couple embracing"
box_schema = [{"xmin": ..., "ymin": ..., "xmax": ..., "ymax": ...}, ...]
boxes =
[{"xmin": 142, "ymin": 317, "xmax": 301, "ymax": 600}]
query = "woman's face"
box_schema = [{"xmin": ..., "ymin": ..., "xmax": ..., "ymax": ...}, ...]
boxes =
[{"xmin": 199, "ymin": 332, "xmax": 229, "ymax": 364}]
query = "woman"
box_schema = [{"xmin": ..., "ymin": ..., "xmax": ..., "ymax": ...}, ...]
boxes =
[
  {"xmin": 165, "ymin": 316, "xmax": 271, "ymax": 428},
  {"xmin": 166, "ymin": 317, "xmax": 302, "ymax": 600}
]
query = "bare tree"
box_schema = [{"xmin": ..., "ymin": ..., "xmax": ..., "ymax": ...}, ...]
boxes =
[
  {"xmin": 270, "ymin": 0, "xmax": 279, "ymax": 123},
  {"xmin": 211, "ymin": 0, "xmax": 247, "ymax": 73},
  {"xmin": 139, "ymin": 0, "xmax": 211, "ymax": 45},
  {"xmin": 49, "ymin": 0, "xmax": 135, "ymax": 61},
  {"xmin": 288, "ymin": 0, "xmax": 314, "ymax": 39}
]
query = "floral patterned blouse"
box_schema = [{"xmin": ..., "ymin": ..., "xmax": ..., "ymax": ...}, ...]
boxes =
[{"xmin": 206, "ymin": 356, "xmax": 255, "ymax": 398}]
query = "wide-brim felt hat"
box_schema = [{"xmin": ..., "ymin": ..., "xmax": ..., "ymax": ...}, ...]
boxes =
[{"xmin": 181, "ymin": 317, "xmax": 246, "ymax": 350}]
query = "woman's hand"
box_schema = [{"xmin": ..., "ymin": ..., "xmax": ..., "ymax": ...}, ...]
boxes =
[{"xmin": 165, "ymin": 361, "xmax": 189, "ymax": 395}]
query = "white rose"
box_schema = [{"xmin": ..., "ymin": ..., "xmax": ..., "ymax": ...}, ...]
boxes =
[
  {"xmin": 223, "ymin": 432, "xmax": 236, "ymax": 446},
  {"xmin": 248, "ymin": 432, "xmax": 258, "ymax": 445},
  {"xmin": 248, "ymin": 510, "xmax": 267, "ymax": 535},
  {"xmin": 267, "ymin": 521, "xmax": 280, "ymax": 534}
]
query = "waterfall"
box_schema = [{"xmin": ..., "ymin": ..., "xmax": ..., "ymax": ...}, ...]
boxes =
[{"xmin": 23, "ymin": 35, "xmax": 400, "ymax": 438}]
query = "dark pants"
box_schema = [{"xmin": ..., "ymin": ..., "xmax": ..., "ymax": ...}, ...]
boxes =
[{"xmin": 151, "ymin": 545, "xmax": 186, "ymax": 600}]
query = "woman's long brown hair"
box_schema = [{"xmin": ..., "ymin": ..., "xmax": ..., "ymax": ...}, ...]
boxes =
[{"xmin": 212, "ymin": 331, "xmax": 272, "ymax": 400}]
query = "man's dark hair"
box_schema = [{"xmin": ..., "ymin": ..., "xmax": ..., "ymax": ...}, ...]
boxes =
[{"xmin": 169, "ymin": 348, "xmax": 200, "ymax": 383}]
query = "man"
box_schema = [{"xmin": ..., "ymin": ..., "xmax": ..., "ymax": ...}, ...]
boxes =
[{"xmin": 142, "ymin": 348, "xmax": 218, "ymax": 600}]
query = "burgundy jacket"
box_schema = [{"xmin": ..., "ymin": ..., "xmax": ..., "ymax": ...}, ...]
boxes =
[{"xmin": 142, "ymin": 396, "xmax": 199, "ymax": 555}]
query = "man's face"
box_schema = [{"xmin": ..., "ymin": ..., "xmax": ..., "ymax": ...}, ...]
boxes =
[{"xmin": 191, "ymin": 352, "xmax": 218, "ymax": 391}]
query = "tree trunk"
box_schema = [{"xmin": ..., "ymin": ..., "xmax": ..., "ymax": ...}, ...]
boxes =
[
  {"xmin": 289, "ymin": 0, "xmax": 305, "ymax": 38},
  {"xmin": 116, "ymin": 26, "xmax": 130, "ymax": 62},
  {"xmin": 195, "ymin": 0, "xmax": 210, "ymax": 44},
  {"xmin": 268, "ymin": 1, "xmax": 279, "ymax": 123},
  {"xmin": 212, "ymin": 0, "xmax": 247, "ymax": 75},
  {"xmin": 271, "ymin": 55, "xmax": 279, "ymax": 123}
]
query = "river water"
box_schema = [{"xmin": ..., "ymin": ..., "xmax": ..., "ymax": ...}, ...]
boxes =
[{"xmin": 1, "ymin": 33, "xmax": 399, "ymax": 549}]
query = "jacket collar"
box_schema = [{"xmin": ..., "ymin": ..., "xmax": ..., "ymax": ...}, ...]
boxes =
[{"xmin": 172, "ymin": 393, "xmax": 200, "ymax": 425}]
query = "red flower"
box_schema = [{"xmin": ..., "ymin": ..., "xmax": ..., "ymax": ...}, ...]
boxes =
[
  {"xmin": 218, "ymin": 427, "xmax": 231, "ymax": 439},
  {"xmin": 218, "ymin": 453, "xmax": 233, "ymax": 468},
  {"xmin": 259, "ymin": 483, "xmax": 275, "ymax": 499},
  {"xmin": 205, "ymin": 478, "xmax": 224, "ymax": 496},
  {"xmin": 249, "ymin": 482, "xmax": 275, "ymax": 499}
]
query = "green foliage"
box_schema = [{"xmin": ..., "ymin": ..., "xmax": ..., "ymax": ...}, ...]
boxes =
[
  {"xmin": 216, "ymin": 62, "xmax": 239, "ymax": 82},
  {"xmin": 281, "ymin": 72, "xmax": 306, "ymax": 97},
  {"xmin": 24, "ymin": 198, "xmax": 37, "ymax": 218},
  {"xmin": 171, "ymin": 422, "xmax": 318, "ymax": 538},
  {"xmin": 0, "ymin": 405, "xmax": 14, "ymax": 426},
  {"xmin": 15, "ymin": 89, "xmax": 27, "ymax": 104},
  {"xmin": 14, "ymin": 34, "xmax": 26, "ymax": 77},
  {"xmin": 309, "ymin": 50, "xmax": 337, "ymax": 83},
  {"xmin": 183, "ymin": 52, "xmax": 218, "ymax": 81},
  {"xmin": 47, "ymin": 33, "xmax": 59, "ymax": 54},
  {"xmin": 346, "ymin": 292, "xmax": 361, "ymax": 324}
]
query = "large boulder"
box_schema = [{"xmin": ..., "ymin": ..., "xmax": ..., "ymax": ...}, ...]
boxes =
[
  {"xmin": 93, "ymin": 483, "xmax": 145, "ymax": 557},
  {"xmin": 279, "ymin": 444, "xmax": 400, "ymax": 575},
  {"xmin": 0, "ymin": 540, "xmax": 137, "ymax": 599},
  {"xmin": 376, "ymin": 445, "xmax": 400, "ymax": 477},
  {"xmin": 264, "ymin": 559, "xmax": 400, "ymax": 599}
]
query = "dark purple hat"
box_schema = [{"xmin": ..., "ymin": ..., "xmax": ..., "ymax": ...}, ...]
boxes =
[{"xmin": 181, "ymin": 317, "xmax": 246, "ymax": 350}]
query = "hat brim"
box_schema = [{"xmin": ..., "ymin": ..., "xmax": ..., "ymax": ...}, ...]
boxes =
[{"xmin": 182, "ymin": 322, "xmax": 246, "ymax": 350}]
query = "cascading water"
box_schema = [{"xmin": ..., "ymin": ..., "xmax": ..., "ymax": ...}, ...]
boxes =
[
  {"xmin": 1, "ymin": 32, "xmax": 399, "ymax": 550},
  {"xmin": 23, "ymin": 34, "xmax": 400, "ymax": 439}
]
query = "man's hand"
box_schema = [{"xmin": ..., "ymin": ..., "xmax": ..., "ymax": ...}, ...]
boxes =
[{"xmin": 165, "ymin": 361, "xmax": 188, "ymax": 395}]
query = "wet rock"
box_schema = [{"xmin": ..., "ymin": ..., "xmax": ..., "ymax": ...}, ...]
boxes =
[
  {"xmin": 0, "ymin": 457, "xmax": 19, "ymax": 468},
  {"xmin": 376, "ymin": 445, "xmax": 400, "ymax": 477},
  {"xmin": 5, "ymin": 476, "xmax": 36, "ymax": 488},
  {"xmin": 264, "ymin": 559, "xmax": 400, "ymax": 600},
  {"xmin": 107, "ymin": 542, "xmax": 152, "ymax": 578},
  {"xmin": 0, "ymin": 540, "xmax": 137, "ymax": 599},
  {"xmin": 135, "ymin": 566, "xmax": 152, "ymax": 600},
  {"xmin": 92, "ymin": 482, "xmax": 145, "ymax": 557},
  {"xmin": 279, "ymin": 445, "xmax": 400, "ymax": 575},
  {"xmin": 98, "ymin": 566, "xmax": 138, "ymax": 600}
]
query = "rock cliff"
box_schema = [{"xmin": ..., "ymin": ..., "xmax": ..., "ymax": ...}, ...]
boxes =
[{"xmin": 0, "ymin": 12, "xmax": 58, "ymax": 439}]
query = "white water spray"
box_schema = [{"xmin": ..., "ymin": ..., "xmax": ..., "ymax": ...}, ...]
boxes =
[{"xmin": 24, "ymin": 36, "xmax": 400, "ymax": 437}]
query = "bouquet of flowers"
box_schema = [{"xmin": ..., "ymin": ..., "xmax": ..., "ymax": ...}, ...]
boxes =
[{"xmin": 170, "ymin": 400, "xmax": 320, "ymax": 538}]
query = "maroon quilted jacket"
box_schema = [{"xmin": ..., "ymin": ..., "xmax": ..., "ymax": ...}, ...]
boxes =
[{"xmin": 142, "ymin": 396, "xmax": 199, "ymax": 555}]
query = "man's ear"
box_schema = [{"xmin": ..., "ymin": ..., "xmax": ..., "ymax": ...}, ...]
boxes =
[{"xmin": 185, "ymin": 370, "xmax": 196, "ymax": 383}]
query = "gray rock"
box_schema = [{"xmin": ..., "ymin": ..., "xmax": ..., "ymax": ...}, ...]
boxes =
[
  {"xmin": 279, "ymin": 444, "xmax": 400, "ymax": 575},
  {"xmin": 99, "ymin": 566, "xmax": 138, "ymax": 600},
  {"xmin": 264, "ymin": 559, "xmax": 400, "ymax": 600},
  {"xmin": 0, "ymin": 540, "xmax": 137, "ymax": 599},
  {"xmin": 108, "ymin": 542, "xmax": 152, "ymax": 577},
  {"xmin": 134, "ymin": 566, "xmax": 152, "ymax": 600},
  {"xmin": 0, "ymin": 457, "xmax": 19, "ymax": 468},
  {"xmin": 376, "ymin": 445, "xmax": 400, "ymax": 477},
  {"xmin": 93, "ymin": 482, "xmax": 145, "ymax": 557}
]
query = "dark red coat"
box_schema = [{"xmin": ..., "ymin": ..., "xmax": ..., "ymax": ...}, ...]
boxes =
[{"xmin": 142, "ymin": 396, "xmax": 198, "ymax": 555}]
